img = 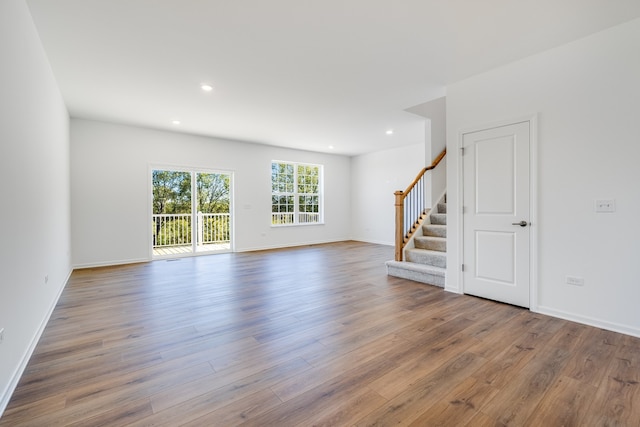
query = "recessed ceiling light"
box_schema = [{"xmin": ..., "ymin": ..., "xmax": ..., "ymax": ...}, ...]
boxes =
[
  {"xmin": 172, "ymin": 120, "xmax": 181, "ymax": 125},
  {"xmin": 386, "ymin": 129, "xmax": 394, "ymax": 135},
  {"xmin": 328, "ymin": 145, "xmax": 334, "ymax": 150},
  {"xmin": 201, "ymin": 84, "xmax": 213, "ymax": 92}
]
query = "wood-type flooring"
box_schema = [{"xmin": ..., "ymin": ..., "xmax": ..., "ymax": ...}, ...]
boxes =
[{"xmin": 1, "ymin": 241, "xmax": 639, "ymax": 426}]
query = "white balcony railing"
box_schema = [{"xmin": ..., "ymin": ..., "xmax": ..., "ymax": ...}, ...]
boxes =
[
  {"xmin": 197, "ymin": 213, "xmax": 230, "ymax": 245},
  {"xmin": 271, "ymin": 212, "xmax": 320, "ymax": 225},
  {"xmin": 153, "ymin": 213, "xmax": 230, "ymax": 248}
]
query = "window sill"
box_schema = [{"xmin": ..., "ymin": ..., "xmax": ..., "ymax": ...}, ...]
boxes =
[{"xmin": 271, "ymin": 222, "xmax": 325, "ymax": 228}]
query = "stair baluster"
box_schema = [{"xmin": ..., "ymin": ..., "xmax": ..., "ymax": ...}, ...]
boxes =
[{"xmin": 393, "ymin": 149, "xmax": 446, "ymax": 261}]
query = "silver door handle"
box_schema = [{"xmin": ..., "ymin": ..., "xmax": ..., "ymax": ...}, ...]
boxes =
[{"xmin": 512, "ymin": 221, "xmax": 528, "ymax": 227}]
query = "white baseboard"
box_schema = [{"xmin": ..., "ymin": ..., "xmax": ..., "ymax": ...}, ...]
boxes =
[
  {"xmin": 236, "ymin": 238, "xmax": 353, "ymax": 253},
  {"xmin": 349, "ymin": 238, "xmax": 394, "ymax": 247},
  {"xmin": 73, "ymin": 257, "xmax": 150, "ymax": 269},
  {"xmin": 444, "ymin": 284, "xmax": 461, "ymax": 294},
  {"xmin": 0, "ymin": 268, "xmax": 72, "ymax": 417},
  {"xmin": 535, "ymin": 305, "xmax": 640, "ymax": 338}
]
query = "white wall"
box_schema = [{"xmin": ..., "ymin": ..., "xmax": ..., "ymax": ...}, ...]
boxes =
[
  {"xmin": 350, "ymin": 143, "xmax": 425, "ymax": 246},
  {"xmin": 405, "ymin": 97, "xmax": 447, "ymax": 206},
  {"xmin": 0, "ymin": 0, "xmax": 71, "ymax": 413},
  {"xmin": 426, "ymin": 98, "xmax": 447, "ymax": 207},
  {"xmin": 70, "ymin": 119, "xmax": 351, "ymax": 267},
  {"xmin": 446, "ymin": 18, "xmax": 640, "ymax": 336}
]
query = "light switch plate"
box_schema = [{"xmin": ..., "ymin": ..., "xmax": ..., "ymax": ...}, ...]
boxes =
[{"xmin": 566, "ymin": 276, "xmax": 584, "ymax": 286}]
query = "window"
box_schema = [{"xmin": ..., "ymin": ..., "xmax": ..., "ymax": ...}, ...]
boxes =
[{"xmin": 271, "ymin": 161, "xmax": 322, "ymax": 225}]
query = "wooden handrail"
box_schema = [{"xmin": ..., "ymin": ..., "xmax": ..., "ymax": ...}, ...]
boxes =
[
  {"xmin": 394, "ymin": 148, "xmax": 446, "ymax": 261},
  {"xmin": 401, "ymin": 148, "xmax": 447, "ymax": 195}
]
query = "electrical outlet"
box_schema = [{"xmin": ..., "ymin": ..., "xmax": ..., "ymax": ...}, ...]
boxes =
[
  {"xmin": 566, "ymin": 276, "xmax": 584, "ymax": 286},
  {"xmin": 595, "ymin": 199, "xmax": 615, "ymax": 213}
]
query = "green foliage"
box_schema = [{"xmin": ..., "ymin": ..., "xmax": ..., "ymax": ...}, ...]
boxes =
[
  {"xmin": 153, "ymin": 170, "xmax": 230, "ymax": 214},
  {"xmin": 271, "ymin": 162, "xmax": 294, "ymax": 193},
  {"xmin": 200, "ymin": 215, "xmax": 230, "ymax": 242},
  {"xmin": 299, "ymin": 195, "xmax": 319, "ymax": 212},
  {"xmin": 153, "ymin": 170, "xmax": 191, "ymax": 214},
  {"xmin": 297, "ymin": 164, "xmax": 319, "ymax": 195},
  {"xmin": 153, "ymin": 217, "xmax": 192, "ymax": 246},
  {"xmin": 271, "ymin": 195, "xmax": 294, "ymax": 213},
  {"xmin": 152, "ymin": 170, "xmax": 231, "ymax": 247},
  {"xmin": 197, "ymin": 173, "xmax": 230, "ymax": 213}
]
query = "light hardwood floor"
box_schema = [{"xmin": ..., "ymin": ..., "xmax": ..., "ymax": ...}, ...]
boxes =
[{"xmin": 1, "ymin": 241, "xmax": 639, "ymax": 426}]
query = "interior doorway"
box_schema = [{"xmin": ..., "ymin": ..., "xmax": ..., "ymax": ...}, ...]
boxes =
[{"xmin": 151, "ymin": 168, "xmax": 232, "ymax": 258}]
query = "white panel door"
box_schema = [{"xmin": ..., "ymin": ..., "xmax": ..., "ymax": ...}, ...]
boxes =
[{"xmin": 463, "ymin": 121, "xmax": 530, "ymax": 307}]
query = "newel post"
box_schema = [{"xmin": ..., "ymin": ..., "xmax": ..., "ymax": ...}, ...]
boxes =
[{"xmin": 394, "ymin": 190, "xmax": 404, "ymax": 261}]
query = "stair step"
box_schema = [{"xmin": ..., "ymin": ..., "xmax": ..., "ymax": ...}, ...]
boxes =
[
  {"xmin": 386, "ymin": 261, "xmax": 445, "ymax": 287},
  {"xmin": 415, "ymin": 236, "xmax": 446, "ymax": 252},
  {"xmin": 423, "ymin": 224, "xmax": 446, "ymax": 238},
  {"xmin": 405, "ymin": 248, "xmax": 447, "ymax": 268},
  {"xmin": 430, "ymin": 213, "xmax": 447, "ymax": 225},
  {"xmin": 437, "ymin": 203, "xmax": 447, "ymax": 214}
]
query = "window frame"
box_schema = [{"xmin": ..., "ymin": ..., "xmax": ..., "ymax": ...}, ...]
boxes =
[{"xmin": 271, "ymin": 160, "xmax": 324, "ymax": 227}]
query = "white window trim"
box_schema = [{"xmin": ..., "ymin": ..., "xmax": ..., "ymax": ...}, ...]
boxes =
[{"xmin": 271, "ymin": 160, "xmax": 324, "ymax": 227}]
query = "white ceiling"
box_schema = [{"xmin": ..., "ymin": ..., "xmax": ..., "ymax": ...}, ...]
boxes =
[{"xmin": 25, "ymin": 0, "xmax": 640, "ymax": 156}]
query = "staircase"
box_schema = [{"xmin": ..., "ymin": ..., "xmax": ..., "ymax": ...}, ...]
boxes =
[{"xmin": 386, "ymin": 197, "xmax": 447, "ymax": 287}]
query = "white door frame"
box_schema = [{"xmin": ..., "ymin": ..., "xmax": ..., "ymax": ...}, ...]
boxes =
[
  {"xmin": 148, "ymin": 163, "xmax": 235, "ymax": 260},
  {"xmin": 457, "ymin": 115, "xmax": 539, "ymax": 311}
]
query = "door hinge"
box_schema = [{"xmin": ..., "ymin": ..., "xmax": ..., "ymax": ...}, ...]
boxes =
[
  {"xmin": 461, "ymin": 147, "xmax": 465, "ymax": 155},
  {"xmin": 461, "ymin": 264, "xmax": 465, "ymax": 272}
]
